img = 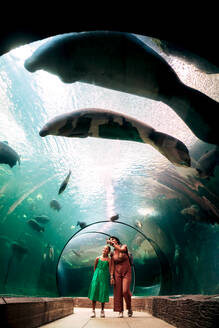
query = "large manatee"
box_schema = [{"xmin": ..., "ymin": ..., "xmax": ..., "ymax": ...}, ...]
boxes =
[
  {"xmin": 24, "ymin": 31, "xmax": 219, "ymax": 145},
  {"xmin": 0, "ymin": 141, "xmax": 20, "ymax": 167},
  {"xmin": 39, "ymin": 108, "xmax": 191, "ymax": 167}
]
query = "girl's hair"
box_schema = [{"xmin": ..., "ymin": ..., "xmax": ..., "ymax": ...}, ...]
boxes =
[
  {"xmin": 110, "ymin": 236, "xmax": 121, "ymax": 245},
  {"xmin": 106, "ymin": 245, "xmax": 111, "ymax": 252}
]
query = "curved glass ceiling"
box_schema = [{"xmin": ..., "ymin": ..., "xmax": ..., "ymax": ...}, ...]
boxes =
[{"xmin": 0, "ymin": 33, "xmax": 219, "ymax": 297}]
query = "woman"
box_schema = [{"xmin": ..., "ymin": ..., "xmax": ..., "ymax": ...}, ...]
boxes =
[
  {"xmin": 107, "ymin": 236, "xmax": 133, "ymax": 318},
  {"xmin": 88, "ymin": 245, "xmax": 111, "ymax": 318}
]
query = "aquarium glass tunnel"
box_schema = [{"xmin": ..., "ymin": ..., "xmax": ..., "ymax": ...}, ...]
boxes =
[{"xmin": 0, "ymin": 32, "xmax": 219, "ymax": 298}]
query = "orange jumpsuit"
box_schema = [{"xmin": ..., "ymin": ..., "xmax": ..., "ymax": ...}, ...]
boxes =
[{"xmin": 112, "ymin": 251, "xmax": 132, "ymax": 312}]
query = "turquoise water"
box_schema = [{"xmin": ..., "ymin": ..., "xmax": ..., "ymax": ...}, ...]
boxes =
[{"xmin": 0, "ymin": 34, "xmax": 219, "ymax": 297}]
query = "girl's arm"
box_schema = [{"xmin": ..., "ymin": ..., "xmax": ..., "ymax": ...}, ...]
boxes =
[{"xmin": 94, "ymin": 257, "xmax": 99, "ymax": 271}]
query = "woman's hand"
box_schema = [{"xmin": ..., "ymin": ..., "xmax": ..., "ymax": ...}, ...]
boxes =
[
  {"xmin": 106, "ymin": 239, "xmax": 111, "ymax": 245},
  {"xmin": 110, "ymin": 277, "xmax": 115, "ymax": 285}
]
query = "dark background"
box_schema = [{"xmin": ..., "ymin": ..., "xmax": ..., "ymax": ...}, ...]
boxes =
[{"xmin": 0, "ymin": 4, "xmax": 218, "ymax": 68}]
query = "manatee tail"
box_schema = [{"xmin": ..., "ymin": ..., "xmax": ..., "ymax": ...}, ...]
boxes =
[
  {"xmin": 150, "ymin": 130, "xmax": 191, "ymax": 167},
  {"xmin": 162, "ymin": 82, "xmax": 219, "ymax": 146}
]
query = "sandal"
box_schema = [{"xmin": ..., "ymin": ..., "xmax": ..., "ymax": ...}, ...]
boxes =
[
  {"xmin": 90, "ymin": 310, "xmax": 96, "ymax": 318},
  {"xmin": 128, "ymin": 309, "xmax": 133, "ymax": 317},
  {"xmin": 100, "ymin": 310, "xmax": 105, "ymax": 318}
]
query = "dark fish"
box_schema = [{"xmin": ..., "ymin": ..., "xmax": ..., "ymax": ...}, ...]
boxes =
[
  {"xmin": 4, "ymin": 241, "xmax": 28, "ymax": 285},
  {"xmin": 76, "ymin": 221, "xmax": 87, "ymax": 229},
  {"xmin": 0, "ymin": 141, "xmax": 20, "ymax": 168},
  {"xmin": 39, "ymin": 108, "xmax": 191, "ymax": 168},
  {"xmin": 72, "ymin": 249, "xmax": 81, "ymax": 257},
  {"xmin": 109, "ymin": 214, "xmax": 119, "ymax": 221},
  {"xmin": 34, "ymin": 215, "xmax": 50, "ymax": 224},
  {"xmin": 50, "ymin": 199, "xmax": 61, "ymax": 211},
  {"xmin": 27, "ymin": 219, "xmax": 45, "ymax": 232},
  {"xmin": 11, "ymin": 241, "xmax": 28, "ymax": 256},
  {"xmin": 25, "ymin": 31, "xmax": 219, "ymax": 146},
  {"xmin": 58, "ymin": 170, "xmax": 72, "ymax": 194},
  {"xmin": 196, "ymin": 146, "xmax": 219, "ymax": 179}
]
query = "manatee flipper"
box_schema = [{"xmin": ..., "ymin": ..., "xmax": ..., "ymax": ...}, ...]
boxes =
[{"xmin": 161, "ymin": 83, "xmax": 219, "ymax": 146}]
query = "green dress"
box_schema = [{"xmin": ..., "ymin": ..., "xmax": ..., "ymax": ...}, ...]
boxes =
[{"xmin": 88, "ymin": 258, "xmax": 110, "ymax": 302}]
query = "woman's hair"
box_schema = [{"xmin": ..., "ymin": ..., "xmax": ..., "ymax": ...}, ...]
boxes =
[{"xmin": 110, "ymin": 236, "xmax": 121, "ymax": 245}]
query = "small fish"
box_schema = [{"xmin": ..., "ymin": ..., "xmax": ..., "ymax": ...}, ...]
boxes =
[
  {"xmin": 0, "ymin": 141, "xmax": 20, "ymax": 168},
  {"xmin": 27, "ymin": 219, "xmax": 45, "ymax": 232},
  {"xmin": 34, "ymin": 215, "xmax": 50, "ymax": 224},
  {"xmin": 58, "ymin": 170, "xmax": 72, "ymax": 195},
  {"xmin": 181, "ymin": 204, "xmax": 200, "ymax": 219},
  {"xmin": 135, "ymin": 220, "xmax": 143, "ymax": 229},
  {"xmin": 109, "ymin": 214, "xmax": 119, "ymax": 221},
  {"xmin": 50, "ymin": 199, "xmax": 61, "ymax": 211},
  {"xmin": 76, "ymin": 221, "xmax": 87, "ymax": 229},
  {"xmin": 46, "ymin": 244, "xmax": 55, "ymax": 260}
]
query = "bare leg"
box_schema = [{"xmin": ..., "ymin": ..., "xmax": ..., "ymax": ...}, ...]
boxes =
[
  {"xmin": 100, "ymin": 302, "xmax": 105, "ymax": 317},
  {"xmin": 92, "ymin": 301, "xmax": 96, "ymax": 310},
  {"xmin": 90, "ymin": 301, "xmax": 96, "ymax": 318}
]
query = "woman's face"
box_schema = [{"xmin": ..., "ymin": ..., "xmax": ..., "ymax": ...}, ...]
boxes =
[
  {"xmin": 110, "ymin": 238, "xmax": 118, "ymax": 244},
  {"xmin": 102, "ymin": 246, "xmax": 109, "ymax": 256}
]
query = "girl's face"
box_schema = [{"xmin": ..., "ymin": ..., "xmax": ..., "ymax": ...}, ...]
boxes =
[{"xmin": 102, "ymin": 246, "xmax": 109, "ymax": 256}]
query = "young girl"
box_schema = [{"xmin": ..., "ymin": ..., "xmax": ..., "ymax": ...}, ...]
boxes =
[{"xmin": 88, "ymin": 245, "xmax": 111, "ymax": 318}]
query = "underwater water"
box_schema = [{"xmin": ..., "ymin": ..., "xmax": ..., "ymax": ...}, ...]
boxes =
[{"xmin": 0, "ymin": 33, "xmax": 219, "ymax": 298}]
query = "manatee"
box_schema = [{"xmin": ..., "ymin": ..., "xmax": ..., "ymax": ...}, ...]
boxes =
[
  {"xmin": 50, "ymin": 199, "xmax": 61, "ymax": 211},
  {"xmin": 0, "ymin": 141, "xmax": 20, "ymax": 167},
  {"xmin": 58, "ymin": 169, "xmax": 71, "ymax": 194},
  {"xmin": 196, "ymin": 146, "xmax": 219, "ymax": 179},
  {"xmin": 24, "ymin": 31, "xmax": 219, "ymax": 145},
  {"xmin": 39, "ymin": 108, "xmax": 191, "ymax": 167}
]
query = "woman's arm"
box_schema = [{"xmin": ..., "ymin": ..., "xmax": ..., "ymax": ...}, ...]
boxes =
[
  {"xmin": 109, "ymin": 257, "xmax": 114, "ymax": 276},
  {"xmin": 112, "ymin": 243, "xmax": 128, "ymax": 253}
]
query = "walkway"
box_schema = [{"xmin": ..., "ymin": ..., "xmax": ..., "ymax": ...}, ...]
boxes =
[{"xmin": 41, "ymin": 307, "xmax": 175, "ymax": 327}]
